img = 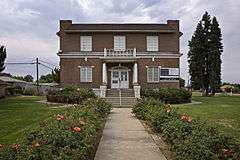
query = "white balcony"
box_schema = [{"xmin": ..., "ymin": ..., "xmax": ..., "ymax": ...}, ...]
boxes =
[{"xmin": 104, "ymin": 48, "xmax": 136, "ymax": 57}]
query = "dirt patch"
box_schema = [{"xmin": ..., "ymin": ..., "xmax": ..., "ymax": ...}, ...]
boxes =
[
  {"xmin": 216, "ymin": 119, "xmax": 233, "ymax": 128},
  {"xmin": 141, "ymin": 120, "xmax": 174, "ymax": 160}
]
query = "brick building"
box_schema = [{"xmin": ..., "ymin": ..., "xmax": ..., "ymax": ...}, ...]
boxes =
[{"xmin": 57, "ymin": 20, "xmax": 182, "ymax": 98}]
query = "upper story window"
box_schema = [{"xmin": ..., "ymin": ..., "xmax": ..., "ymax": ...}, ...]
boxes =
[
  {"xmin": 80, "ymin": 36, "xmax": 92, "ymax": 51},
  {"xmin": 114, "ymin": 36, "xmax": 126, "ymax": 51},
  {"xmin": 80, "ymin": 66, "xmax": 92, "ymax": 82},
  {"xmin": 147, "ymin": 66, "xmax": 159, "ymax": 82},
  {"xmin": 147, "ymin": 36, "xmax": 158, "ymax": 51}
]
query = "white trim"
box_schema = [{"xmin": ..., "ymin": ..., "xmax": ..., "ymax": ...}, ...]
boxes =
[
  {"xmin": 147, "ymin": 36, "xmax": 159, "ymax": 51},
  {"xmin": 65, "ymin": 29, "xmax": 176, "ymax": 33},
  {"xmin": 147, "ymin": 66, "xmax": 160, "ymax": 83},
  {"xmin": 114, "ymin": 36, "xmax": 126, "ymax": 51},
  {"xmin": 80, "ymin": 66, "xmax": 93, "ymax": 82}
]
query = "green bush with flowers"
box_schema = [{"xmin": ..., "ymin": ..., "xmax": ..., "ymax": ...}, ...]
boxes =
[
  {"xmin": 132, "ymin": 98, "xmax": 240, "ymax": 160},
  {"xmin": 0, "ymin": 98, "xmax": 112, "ymax": 160},
  {"xmin": 46, "ymin": 86, "xmax": 96, "ymax": 104},
  {"xmin": 141, "ymin": 88, "xmax": 192, "ymax": 104}
]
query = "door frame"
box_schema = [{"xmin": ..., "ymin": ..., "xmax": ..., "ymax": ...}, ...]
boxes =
[{"xmin": 110, "ymin": 66, "xmax": 129, "ymax": 89}]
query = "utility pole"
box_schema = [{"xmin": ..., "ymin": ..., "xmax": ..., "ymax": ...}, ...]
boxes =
[{"xmin": 36, "ymin": 57, "xmax": 39, "ymax": 93}]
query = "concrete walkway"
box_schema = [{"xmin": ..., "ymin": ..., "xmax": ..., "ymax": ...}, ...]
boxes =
[{"xmin": 94, "ymin": 108, "xmax": 167, "ymax": 160}]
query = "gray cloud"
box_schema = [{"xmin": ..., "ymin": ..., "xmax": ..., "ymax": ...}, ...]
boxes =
[{"xmin": 0, "ymin": 0, "xmax": 239, "ymax": 83}]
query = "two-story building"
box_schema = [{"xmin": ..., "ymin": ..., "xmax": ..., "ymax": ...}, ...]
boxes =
[{"xmin": 57, "ymin": 20, "xmax": 182, "ymax": 98}]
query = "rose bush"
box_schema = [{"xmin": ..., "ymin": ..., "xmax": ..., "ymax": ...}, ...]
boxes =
[
  {"xmin": 141, "ymin": 88, "xmax": 192, "ymax": 104},
  {"xmin": 132, "ymin": 98, "xmax": 240, "ymax": 160},
  {"xmin": 0, "ymin": 98, "xmax": 112, "ymax": 160}
]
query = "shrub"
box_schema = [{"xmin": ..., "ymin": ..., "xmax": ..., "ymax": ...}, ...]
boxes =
[
  {"xmin": 0, "ymin": 98, "xmax": 112, "ymax": 160},
  {"xmin": 132, "ymin": 99, "xmax": 240, "ymax": 160},
  {"xmin": 46, "ymin": 86, "xmax": 96, "ymax": 104},
  {"xmin": 141, "ymin": 88, "xmax": 192, "ymax": 104},
  {"xmin": 23, "ymin": 88, "xmax": 37, "ymax": 96}
]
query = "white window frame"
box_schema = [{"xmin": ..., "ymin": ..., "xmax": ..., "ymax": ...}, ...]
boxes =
[
  {"xmin": 147, "ymin": 66, "xmax": 160, "ymax": 83},
  {"xmin": 160, "ymin": 68, "xmax": 179, "ymax": 78},
  {"xmin": 114, "ymin": 36, "xmax": 126, "ymax": 51},
  {"xmin": 80, "ymin": 36, "xmax": 92, "ymax": 51},
  {"xmin": 147, "ymin": 36, "xmax": 159, "ymax": 51},
  {"xmin": 80, "ymin": 66, "xmax": 93, "ymax": 82}
]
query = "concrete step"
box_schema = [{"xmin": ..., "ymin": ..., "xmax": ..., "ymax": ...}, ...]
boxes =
[
  {"xmin": 106, "ymin": 89, "xmax": 134, "ymax": 97},
  {"xmin": 104, "ymin": 97, "xmax": 136, "ymax": 108}
]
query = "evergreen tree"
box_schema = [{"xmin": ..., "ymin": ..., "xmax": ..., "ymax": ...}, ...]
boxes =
[
  {"xmin": 188, "ymin": 12, "xmax": 223, "ymax": 96},
  {"xmin": 188, "ymin": 22, "xmax": 206, "ymax": 90},
  {"xmin": 0, "ymin": 45, "xmax": 6, "ymax": 72},
  {"xmin": 209, "ymin": 17, "xmax": 223, "ymax": 94}
]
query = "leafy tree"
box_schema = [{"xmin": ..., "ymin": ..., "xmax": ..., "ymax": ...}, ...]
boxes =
[
  {"xmin": 179, "ymin": 78, "xmax": 185, "ymax": 88},
  {"xmin": 0, "ymin": 45, "xmax": 6, "ymax": 72},
  {"xmin": 24, "ymin": 75, "xmax": 34, "ymax": 82},
  {"xmin": 39, "ymin": 68, "xmax": 60, "ymax": 83},
  {"xmin": 13, "ymin": 75, "xmax": 25, "ymax": 81},
  {"xmin": 188, "ymin": 12, "xmax": 223, "ymax": 96}
]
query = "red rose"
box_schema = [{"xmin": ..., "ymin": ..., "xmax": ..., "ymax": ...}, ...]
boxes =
[
  {"xmin": 12, "ymin": 144, "xmax": 21, "ymax": 150},
  {"xmin": 56, "ymin": 114, "xmax": 64, "ymax": 121},
  {"xmin": 73, "ymin": 127, "xmax": 81, "ymax": 132}
]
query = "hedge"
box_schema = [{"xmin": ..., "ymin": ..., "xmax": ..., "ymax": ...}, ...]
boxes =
[
  {"xmin": 141, "ymin": 88, "xmax": 192, "ymax": 104},
  {"xmin": 0, "ymin": 98, "xmax": 112, "ymax": 160},
  {"xmin": 46, "ymin": 86, "xmax": 96, "ymax": 104},
  {"xmin": 132, "ymin": 98, "xmax": 240, "ymax": 160}
]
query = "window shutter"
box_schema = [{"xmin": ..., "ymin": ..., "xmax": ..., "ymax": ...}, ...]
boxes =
[
  {"xmin": 114, "ymin": 36, "xmax": 126, "ymax": 51},
  {"xmin": 80, "ymin": 67, "xmax": 92, "ymax": 82},
  {"xmin": 81, "ymin": 36, "xmax": 92, "ymax": 51},
  {"xmin": 147, "ymin": 36, "xmax": 158, "ymax": 51}
]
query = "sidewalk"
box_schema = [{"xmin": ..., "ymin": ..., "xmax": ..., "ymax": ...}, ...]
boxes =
[{"xmin": 94, "ymin": 108, "xmax": 167, "ymax": 160}]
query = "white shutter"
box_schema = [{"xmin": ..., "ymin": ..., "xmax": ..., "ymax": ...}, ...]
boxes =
[
  {"xmin": 147, "ymin": 67, "xmax": 159, "ymax": 82},
  {"xmin": 114, "ymin": 36, "xmax": 126, "ymax": 51},
  {"xmin": 81, "ymin": 36, "xmax": 92, "ymax": 51},
  {"xmin": 80, "ymin": 67, "xmax": 92, "ymax": 82},
  {"xmin": 147, "ymin": 36, "xmax": 158, "ymax": 51}
]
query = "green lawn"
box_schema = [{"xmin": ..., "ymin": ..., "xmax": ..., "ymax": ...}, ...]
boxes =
[
  {"xmin": 0, "ymin": 96, "xmax": 60, "ymax": 145},
  {"xmin": 175, "ymin": 93, "xmax": 240, "ymax": 140}
]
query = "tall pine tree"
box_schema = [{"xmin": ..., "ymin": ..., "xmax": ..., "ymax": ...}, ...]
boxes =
[
  {"xmin": 209, "ymin": 17, "xmax": 223, "ymax": 94},
  {"xmin": 188, "ymin": 12, "xmax": 223, "ymax": 96},
  {"xmin": 0, "ymin": 45, "xmax": 7, "ymax": 73}
]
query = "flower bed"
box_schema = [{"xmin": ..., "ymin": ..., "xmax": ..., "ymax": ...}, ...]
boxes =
[
  {"xmin": 46, "ymin": 86, "xmax": 96, "ymax": 104},
  {"xmin": 141, "ymin": 88, "xmax": 192, "ymax": 104},
  {"xmin": 132, "ymin": 98, "xmax": 240, "ymax": 160},
  {"xmin": 0, "ymin": 98, "xmax": 112, "ymax": 160}
]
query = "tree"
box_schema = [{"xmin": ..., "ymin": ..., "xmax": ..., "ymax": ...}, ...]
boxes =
[
  {"xmin": 179, "ymin": 78, "xmax": 185, "ymax": 88},
  {"xmin": 0, "ymin": 45, "xmax": 6, "ymax": 72},
  {"xmin": 209, "ymin": 17, "xmax": 223, "ymax": 94},
  {"xmin": 39, "ymin": 68, "xmax": 60, "ymax": 83},
  {"xmin": 188, "ymin": 12, "xmax": 223, "ymax": 96},
  {"xmin": 24, "ymin": 75, "xmax": 34, "ymax": 82},
  {"xmin": 13, "ymin": 75, "xmax": 25, "ymax": 81}
]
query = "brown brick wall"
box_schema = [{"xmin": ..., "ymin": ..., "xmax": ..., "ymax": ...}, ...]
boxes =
[
  {"xmin": 60, "ymin": 58, "xmax": 102, "ymax": 88},
  {"xmin": 60, "ymin": 32, "xmax": 179, "ymax": 53},
  {"xmin": 60, "ymin": 58, "xmax": 179, "ymax": 89},
  {"xmin": 138, "ymin": 58, "xmax": 179, "ymax": 89}
]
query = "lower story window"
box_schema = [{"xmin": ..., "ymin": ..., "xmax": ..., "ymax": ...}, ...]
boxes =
[
  {"xmin": 147, "ymin": 67, "xmax": 159, "ymax": 82},
  {"xmin": 160, "ymin": 68, "xmax": 179, "ymax": 80},
  {"xmin": 80, "ymin": 66, "xmax": 92, "ymax": 82}
]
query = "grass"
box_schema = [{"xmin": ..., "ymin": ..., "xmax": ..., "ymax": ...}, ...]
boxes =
[
  {"xmin": 175, "ymin": 93, "xmax": 240, "ymax": 141},
  {"xmin": 0, "ymin": 96, "xmax": 61, "ymax": 145}
]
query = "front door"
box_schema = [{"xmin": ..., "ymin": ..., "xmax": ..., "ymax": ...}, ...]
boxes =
[{"xmin": 111, "ymin": 69, "xmax": 129, "ymax": 89}]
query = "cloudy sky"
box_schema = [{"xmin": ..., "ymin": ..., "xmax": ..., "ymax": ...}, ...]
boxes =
[{"xmin": 0, "ymin": 0, "xmax": 239, "ymax": 83}]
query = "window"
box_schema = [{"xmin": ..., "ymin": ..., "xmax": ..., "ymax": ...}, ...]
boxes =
[
  {"xmin": 80, "ymin": 36, "xmax": 92, "ymax": 51},
  {"xmin": 160, "ymin": 68, "xmax": 179, "ymax": 79},
  {"xmin": 114, "ymin": 36, "xmax": 126, "ymax": 51},
  {"xmin": 147, "ymin": 67, "xmax": 159, "ymax": 82},
  {"xmin": 80, "ymin": 67, "xmax": 92, "ymax": 82},
  {"xmin": 147, "ymin": 36, "xmax": 158, "ymax": 51}
]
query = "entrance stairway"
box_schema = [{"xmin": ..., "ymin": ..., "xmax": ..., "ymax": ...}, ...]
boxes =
[{"xmin": 104, "ymin": 89, "xmax": 136, "ymax": 108}]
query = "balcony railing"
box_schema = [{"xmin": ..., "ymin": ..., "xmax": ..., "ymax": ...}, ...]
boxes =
[{"xmin": 104, "ymin": 48, "xmax": 136, "ymax": 57}]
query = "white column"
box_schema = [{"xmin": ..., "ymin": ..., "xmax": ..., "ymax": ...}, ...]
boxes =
[
  {"xmin": 133, "ymin": 62, "xmax": 138, "ymax": 84},
  {"xmin": 102, "ymin": 63, "xmax": 107, "ymax": 84}
]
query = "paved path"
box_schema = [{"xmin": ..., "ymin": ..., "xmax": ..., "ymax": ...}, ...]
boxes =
[{"xmin": 94, "ymin": 108, "xmax": 167, "ymax": 160}]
